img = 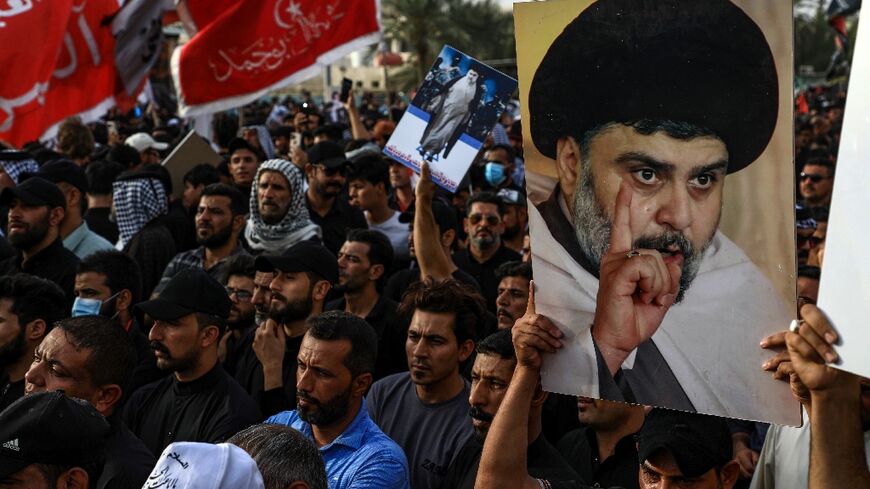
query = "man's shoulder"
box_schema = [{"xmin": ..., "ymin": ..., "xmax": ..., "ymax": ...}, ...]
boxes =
[
  {"xmin": 368, "ymin": 373, "xmax": 412, "ymax": 414},
  {"xmin": 265, "ymin": 409, "xmax": 304, "ymax": 428},
  {"xmin": 370, "ymin": 372, "xmax": 412, "ymax": 395}
]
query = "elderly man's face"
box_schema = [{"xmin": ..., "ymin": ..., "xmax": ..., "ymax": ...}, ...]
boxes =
[
  {"xmin": 570, "ymin": 125, "xmax": 727, "ymax": 302},
  {"xmin": 257, "ymin": 171, "xmax": 292, "ymax": 225}
]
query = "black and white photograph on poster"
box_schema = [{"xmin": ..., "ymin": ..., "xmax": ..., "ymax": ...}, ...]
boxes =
[
  {"xmin": 515, "ymin": 0, "xmax": 800, "ymax": 425},
  {"xmin": 383, "ymin": 45, "xmax": 518, "ymax": 192}
]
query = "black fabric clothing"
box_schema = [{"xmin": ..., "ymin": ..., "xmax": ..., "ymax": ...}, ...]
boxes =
[
  {"xmin": 0, "ymin": 237, "xmax": 79, "ymax": 304},
  {"xmin": 84, "ymin": 207, "xmax": 119, "ymax": 244},
  {"xmin": 231, "ymin": 330, "xmax": 304, "ymax": 419},
  {"xmin": 123, "ymin": 219, "xmax": 176, "ymax": 299},
  {"xmin": 122, "ymin": 363, "xmax": 260, "ymax": 457},
  {"xmin": 557, "ymin": 427, "xmax": 640, "ymax": 489},
  {"xmin": 441, "ymin": 433, "xmax": 581, "ymax": 489},
  {"xmin": 542, "ymin": 393, "xmax": 582, "ymax": 446},
  {"xmin": 452, "ymin": 244, "xmax": 521, "ymax": 312},
  {"xmin": 383, "ymin": 266, "xmax": 480, "ymax": 304},
  {"xmin": 0, "ymin": 372, "xmax": 24, "ymax": 412},
  {"xmin": 306, "ymin": 194, "xmax": 368, "ymax": 256},
  {"xmin": 162, "ymin": 201, "xmax": 197, "ymax": 253},
  {"xmin": 325, "ymin": 294, "xmax": 409, "ymax": 380},
  {"xmin": 0, "ymin": 235, "xmax": 15, "ymax": 261},
  {"xmin": 99, "ymin": 415, "xmax": 156, "ymax": 489}
]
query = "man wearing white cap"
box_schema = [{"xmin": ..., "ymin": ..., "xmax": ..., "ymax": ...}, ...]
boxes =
[{"xmin": 125, "ymin": 132, "xmax": 168, "ymax": 167}]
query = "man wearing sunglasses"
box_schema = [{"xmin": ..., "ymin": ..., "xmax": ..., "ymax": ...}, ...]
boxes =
[
  {"xmin": 304, "ymin": 141, "xmax": 368, "ymax": 256},
  {"xmin": 453, "ymin": 191, "xmax": 522, "ymax": 312},
  {"xmin": 798, "ymin": 157, "xmax": 835, "ymax": 210}
]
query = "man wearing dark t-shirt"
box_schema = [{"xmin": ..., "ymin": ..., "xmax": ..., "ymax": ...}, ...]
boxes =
[
  {"xmin": 122, "ymin": 269, "xmax": 260, "ymax": 457},
  {"xmin": 368, "ymin": 278, "xmax": 484, "ymax": 489},
  {"xmin": 441, "ymin": 329, "xmax": 578, "ymax": 489}
]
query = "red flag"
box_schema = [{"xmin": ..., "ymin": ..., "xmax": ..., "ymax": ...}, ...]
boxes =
[
  {"xmin": 172, "ymin": 0, "xmax": 381, "ymax": 116},
  {"xmin": 796, "ymin": 91, "xmax": 809, "ymax": 114}
]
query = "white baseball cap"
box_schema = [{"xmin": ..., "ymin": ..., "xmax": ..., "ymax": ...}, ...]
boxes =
[
  {"xmin": 125, "ymin": 132, "xmax": 169, "ymax": 153},
  {"xmin": 144, "ymin": 442, "xmax": 265, "ymax": 489}
]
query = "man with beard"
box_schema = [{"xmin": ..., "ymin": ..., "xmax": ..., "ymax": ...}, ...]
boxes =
[
  {"xmin": 218, "ymin": 255, "xmax": 257, "ymax": 366},
  {"xmin": 235, "ymin": 241, "xmax": 336, "ymax": 418},
  {"xmin": 493, "ymin": 261, "xmax": 531, "ymax": 330},
  {"xmin": 453, "ymin": 192, "xmax": 521, "ymax": 312},
  {"xmin": 367, "ymin": 278, "xmax": 484, "ymax": 489},
  {"xmin": 74, "ymin": 250, "xmax": 164, "ymax": 393},
  {"xmin": 497, "ymin": 188, "xmax": 528, "ymax": 254},
  {"xmin": 442, "ymin": 329, "xmax": 578, "ymax": 489},
  {"xmin": 326, "ymin": 229, "xmax": 408, "ymax": 379},
  {"xmin": 24, "ymin": 315, "xmax": 156, "ymax": 489},
  {"xmin": 304, "ymin": 141, "xmax": 368, "ymax": 256},
  {"xmin": 0, "ymin": 177, "xmax": 80, "ymax": 303},
  {"xmin": 524, "ymin": 0, "xmax": 791, "ymax": 419},
  {"xmin": 155, "ymin": 184, "xmax": 249, "ymax": 295},
  {"xmin": 266, "ymin": 311, "xmax": 410, "ymax": 489},
  {"xmin": 0, "ymin": 274, "xmax": 66, "ymax": 411},
  {"xmin": 122, "ymin": 268, "xmax": 260, "ymax": 457}
]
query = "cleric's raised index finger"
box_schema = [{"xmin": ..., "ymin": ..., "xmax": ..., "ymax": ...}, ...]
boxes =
[{"xmin": 608, "ymin": 180, "xmax": 634, "ymax": 254}]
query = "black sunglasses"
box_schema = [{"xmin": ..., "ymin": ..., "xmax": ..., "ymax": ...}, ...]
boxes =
[
  {"xmin": 800, "ymin": 172, "xmax": 828, "ymax": 183},
  {"xmin": 468, "ymin": 213, "xmax": 500, "ymax": 226}
]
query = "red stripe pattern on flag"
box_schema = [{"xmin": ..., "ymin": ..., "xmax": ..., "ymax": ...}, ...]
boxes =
[{"xmin": 172, "ymin": 0, "xmax": 381, "ymax": 117}]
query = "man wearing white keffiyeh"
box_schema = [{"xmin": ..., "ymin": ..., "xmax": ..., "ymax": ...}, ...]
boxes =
[
  {"xmin": 0, "ymin": 150, "xmax": 39, "ymax": 190},
  {"xmin": 112, "ymin": 175, "xmax": 176, "ymax": 297},
  {"xmin": 245, "ymin": 159, "xmax": 321, "ymax": 255}
]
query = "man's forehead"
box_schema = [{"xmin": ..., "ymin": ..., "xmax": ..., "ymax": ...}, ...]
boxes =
[
  {"xmin": 587, "ymin": 124, "xmax": 729, "ymax": 171},
  {"xmin": 300, "ymin": 335, "xmax": 352, "ymax": 365},
  {"xmin": 473, "ymin": 352, "xmax": 516, "ymax": 377},
  {"xmin": 231, "ymin": 149, "xmax": 257, "ymax": 160},
  {"xmin": 259, "ymin": 170, "xmax": 289, "ymax": 186},
  {"xmin": 499, "ymin": 276, "xmax": 529, "ymax": 290},
  {"xmin": 470, "ymin": 202, "xmax": 499, "ymax": 214},
  {"xmin": 75, "ymin": 271, "xmax": 109, "ymax": 287}
]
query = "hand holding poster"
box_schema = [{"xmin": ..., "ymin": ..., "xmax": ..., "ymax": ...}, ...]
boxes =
[
  {"xmin": 516, "ymin": 0, "xmax": 798, "ymax": 425},
  {"xmin": 383, "ymin": 46, "xmax": 518, "ymax": 192}
]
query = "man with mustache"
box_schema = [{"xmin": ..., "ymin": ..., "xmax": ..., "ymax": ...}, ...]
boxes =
[
  {"xmin": 235, "ymin": 241, "xmax": 336, "ymax": 418},
  {"xmin": 493, "ymin": 261, "xmax": 531, "ymax": 330},
  {"xmin": 524, "ymin": 0, "xmax": 791, "ymax": 419},
  {"xmin": 442, "ymin": 329, "xmax": 578, "ymax": 489},
  {"xmin": 0, "ymin": 177, "xmax": 80, "ymax": 303},
  {"xmin": 304, "ymin": 141, "xmax": 368, "ymax": 256},
  {"xmin": 266, "ymin": 311, "xmax": 410, "ymax": 489},
  {"xmin": 367, "ymin": 278, "xmax": 484, "ymax": 489},
  {"xmin": 218, "ymin": 255, "xmax": 257, "ymax": 365},
  {"xmin": 155, "ymin": 184, "xmax": 249, "ymax": 295},
  {"xmin": 122, "ymin": 268, "xmax": 260, "ymax": 457}
]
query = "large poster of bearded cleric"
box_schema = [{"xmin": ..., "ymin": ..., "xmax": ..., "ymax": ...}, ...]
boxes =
[
  {"xmin": 516, "ymin": 0, "xmax": 799, "ymax": 425},
  {"xmin": 384, "ymin": 45, "xmax": 518, "ymax": 192}
]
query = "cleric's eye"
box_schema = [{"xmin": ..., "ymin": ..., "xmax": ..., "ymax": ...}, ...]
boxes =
[{"xmin": 633, "ymin": 168, "xmax": 658, "ymax": 185}]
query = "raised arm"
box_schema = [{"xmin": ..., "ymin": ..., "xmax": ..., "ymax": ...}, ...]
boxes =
[{"xmin": 414, "ymin": 162, "xmax": 455, "ymax": 281}]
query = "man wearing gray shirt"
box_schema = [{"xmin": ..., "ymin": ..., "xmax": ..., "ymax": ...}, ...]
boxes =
[{"xmin": 367, "ymin": 277, "xmax": 484, "ymax": 489}]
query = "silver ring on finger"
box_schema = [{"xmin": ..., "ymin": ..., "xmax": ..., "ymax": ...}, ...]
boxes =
[
  {"xmin": 788, "ymin": 319, "xmax": 805, "ymax": 333},
  {"xmin": 625, "ymin": 249, "xmax": 642, "ymax": 259}
]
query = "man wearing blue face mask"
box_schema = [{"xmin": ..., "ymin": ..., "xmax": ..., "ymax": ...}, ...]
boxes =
[
  {"xmin": 482, "ymin": 144, "xmax": 523, "ymax": 194},
  {"xmin": 74, "ymin": 250, "xmax": 165, "ymax": 393}
]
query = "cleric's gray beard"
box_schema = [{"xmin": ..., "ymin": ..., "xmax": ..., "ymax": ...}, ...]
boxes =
[{"xmin": 570, "ymin": 172, "xmax": 712, "ymax": 303}]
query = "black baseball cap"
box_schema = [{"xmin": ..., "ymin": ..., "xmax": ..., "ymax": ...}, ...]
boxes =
[
  {"xmin": 399, "ymin": 200, "xmax": 459, "ymax": 235},
  {"xmin": 0, "ymin": 390, "xmax": 109, "ymax": 479},
  {"xmin": 35, "ymin": 158, "xmax": 89, "ymax": 192},
  {"xmin": 0, "ymin": 176, "xmax": 66, "ymax": 210},
  {"xmin": 255, "ymin": 241, "xmax": 338, "ymax": 284},
  {"xmin": 637, "ymin": 409, "xmax": 733, "ymax": 478},
  {"xmin": 306, "ymin": 141, "xmax": 348, "ymax": 169},
  {"xmin": 136, "ymin": 268, "xmax": 232, "ymax": 321}
]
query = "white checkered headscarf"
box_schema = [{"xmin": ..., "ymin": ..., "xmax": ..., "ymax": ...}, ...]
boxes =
[
  {"xmin": 0, "ymin": 150, "xmax": 39, "ymax": 185},
  {"xmin": 112, "ymin": 177, "xmax": 168, "ymax": 249}
]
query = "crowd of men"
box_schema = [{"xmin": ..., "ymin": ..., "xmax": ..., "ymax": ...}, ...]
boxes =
[{"xmin": 0, "ymin": 69, "xmax": 865, "ymax": 489}]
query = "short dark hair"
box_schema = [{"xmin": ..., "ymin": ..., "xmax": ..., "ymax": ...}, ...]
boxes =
[
  {"xmin": 313, "ymin": 124, "xmax": 344, "ymax": 141},
  {"xmin": 803, "ymin": 158, "xmax": 835, "ymax": 177},
  {"xmin": 0, "ymin": 274, "xmax": 66, "ymax": 331},
  {"xmin": 195, "ymin": 312, "xmax": 227, "ymax": 335},
  {"xmin": 53, "ymin": 316, "xmax": 136, "ymax": 393},
  {"xmin": 35, "ymin": 462, "xmax": 103, "ymax": 489},
  {"xmin": 228, "ymin": 424, "xmax": 328, "ymax": 489},
  {"xmin": 78, "ymin": 250, "xmax": 143, "ymax": 304},
  {"xmin": 201, "ymin": 183, "xmax": 247, "ymax": 217},
  {"xmin": 347, "ymin": 155, "xmax": 391, "ymax": 191},
  {"xmin": 345, "ymin": 228, "xmax": 394, "ymax": 273},
  {"xmin": 306, "ymin": 311, "xmax": 378, "ymax": 377},
  {"xmin": 466, "ymin": 191, "xmax": 505, "ymax": 216},
  {"xmin": 476, "ymin": 328, "xmax": 516, "ymax": 360},
  {"xmin": 487, "ymin": 143, "xmax": 516, "ymax": 164},
  {"xmin": 225, "ymin": 254, "xmax": 256, "ymax": 281},
  {"xmin": 798, "ymin": 264, "xmax": 821, "ymax": 281},
  {"xmin": 399, "ymin": 277, "xmax": 486, "ymax": 344},
  {"xmin": 85, "ymin": 160, "xmax": 125, "ymax": 196},
  {"xmin": 183, "ymin": 164, "xmax": 221, "ymax": 188},
  {"xmin": 106, "ymin": 143, "xmax": 140, "ymax": 169},
  {"xmin": 494, "ymin": 261, "xmax": 532, "ymax": 282}
]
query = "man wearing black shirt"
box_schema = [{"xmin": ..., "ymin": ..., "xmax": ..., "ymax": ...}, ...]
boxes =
[
  {"xmin": 442, "ymin": 329, "xmax": 578, "ymax": 489},
  {"xmin": 304, "ymin": 141, "xmax": 368, "ymax": 256},
  {"xmin": 452, "ymin": 191, "xmax": 521, "ymax": 312},
  {"xmin": 326, "ymin": 229, "xmax": 408, "ymax": 379},
  {"xmin": 238, "ymin": 241, "xmax": 337, "ymax": 418},
  {"xmin": 0, "ymin": 177, "xmax": 80, "ymax": 303},
  {"xmin": 25, "ymin": 315, "xmax": 156, "ymax": 489},
  {"xmin": 557, "ymin": 397, "xmax": 644, "ymax": 489},
  {"xmin": 123, "ymin": 268, "xmax": 260, "ymax": 457},
  {"xmin": 0, "ymin": 274, "xmax": 66, "ymax": 412}
]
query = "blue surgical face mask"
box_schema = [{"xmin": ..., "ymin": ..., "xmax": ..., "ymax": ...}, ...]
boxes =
[
  {"xmin": 484, "ymin": 161, "xmax": 506, "ymax": 187},
  {"xmin": 71, "ymin": 292, "xmax": 120, "ymax": 318}
]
